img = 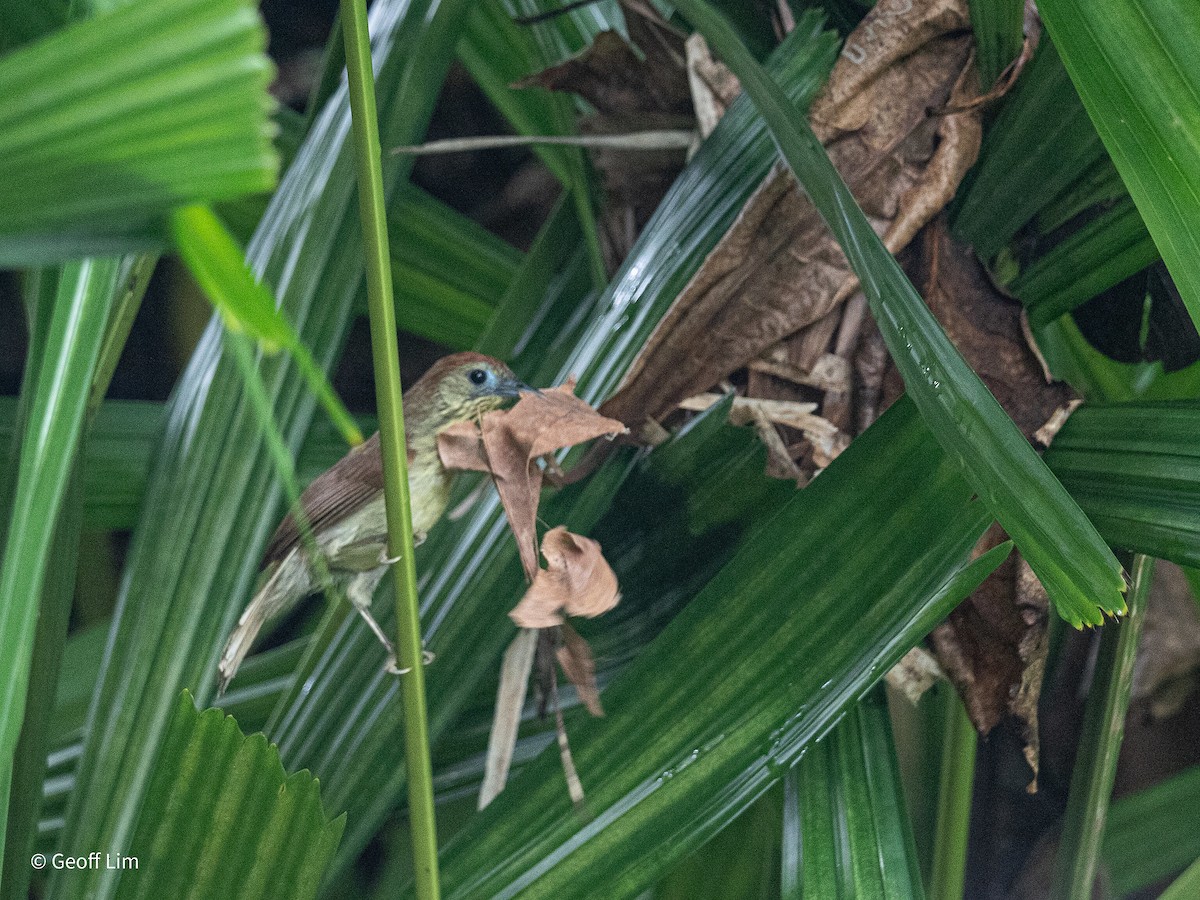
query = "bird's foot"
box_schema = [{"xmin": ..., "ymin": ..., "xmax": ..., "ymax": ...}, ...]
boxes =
[
  {"xmin": 384, "ymin": 648, "xmax": 436, "ymax": 676},
  {"xmin": 377, "ymin": 532, "xmax": 426, "ymax": 567}
]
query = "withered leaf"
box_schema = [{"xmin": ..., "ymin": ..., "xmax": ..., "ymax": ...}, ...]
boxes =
[
  {"xmin": 929, "ymin": 529, "xmax": 1049, "ymax": 788},
  {"xmin": 511, "ymin": 526, "xmax": 620, "ymax": 629},
  {"xmin": 516, "ymin": 29, "xmax": 689, "ymax": 119},
  {"xmin": 912, "ymin": 222, "xmax": 1077, "ymax": 439},
  {"xmin": 905, "ymin": 223, "xmax": 1076, "ymax": 789},
  {"xmin": 556, "ymin": 622, "xmax": 604, "ymax": 717},
  {"xmin": 517, "ymin": 7, "xmax": 694, "ymax": 271},
  {"xmin": 478, "ymin": 628, "xmax": 539, "ymax": 810},
  {"xmin": 603, "ymin": 0, "xmax": 981, "ymax": 427},
  {"xmin": 437, "ymin": 381, "xmax": 627, "ymax": 579}
]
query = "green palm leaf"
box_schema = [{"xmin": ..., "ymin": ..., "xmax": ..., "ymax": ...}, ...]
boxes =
[
  {"xmin": 1039, "ymin": 0, "xmax": 1200, "ymax": 328},
  {"xmin": 0, "ymin": 0, "xmax": 277, "ymax": 263},
  {"xmin": 112, "ymin": 693, "xmax": 342, "ymax": 900}
]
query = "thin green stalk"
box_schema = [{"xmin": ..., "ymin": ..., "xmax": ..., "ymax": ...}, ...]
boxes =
[
  {"xmin": 339, "ymin": 1, "xmax": 440, "ymax": 898},
  {"xmin": 929, "ymin": 687, "xmax": 977, "ymax": 900},
  {"xmin": 224, "ymin": 331, "xmax": 308, "ymax": 543},
  {"xmin": 1052, "ymin": 554, "xmax": 1153, "ymax": 900}
]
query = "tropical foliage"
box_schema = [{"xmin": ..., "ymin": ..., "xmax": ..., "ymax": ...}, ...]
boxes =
[{"xmin": 1, "ymin": 0, "xmax": 1198, "ymax": 898}]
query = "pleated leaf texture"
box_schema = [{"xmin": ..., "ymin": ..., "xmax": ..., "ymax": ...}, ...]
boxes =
[
  {"xmin": 112, "ymin": 693, "xmax": 343, "ymax": 900},
  {"xmin": 0, "ymin": 0, "xmax": 277, "ymax": 261}
]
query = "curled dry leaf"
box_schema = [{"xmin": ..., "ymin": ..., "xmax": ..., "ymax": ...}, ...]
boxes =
[
  {"xmin": 438, "ymin": 381, "xmax": 624, "ymax": 808},
  {"xmin": 437, "ymin": 381, "xmax": 627, "ymax": 579},
  {"xmin": 511, "ymin": 527, "xmax": 620, "ymax": 629},
  {"xmin": 603, "ymin": 0, "xmax": 982, "ymax": 428}
]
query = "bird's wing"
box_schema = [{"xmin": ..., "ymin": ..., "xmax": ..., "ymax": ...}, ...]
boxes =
[{"xmin": 262, "ymin": 432, "xmax": 411, "ymax": 566}]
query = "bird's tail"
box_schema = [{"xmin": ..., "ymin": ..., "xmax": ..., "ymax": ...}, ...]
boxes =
[{"xmin": 217, "ymin": 562, "xmax": 292, "ymax": 696}]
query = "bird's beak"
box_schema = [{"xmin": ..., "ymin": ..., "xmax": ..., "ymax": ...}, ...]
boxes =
[{"xmin": 496, "ymin": 376, "xmax": 540, "ymax": 399}]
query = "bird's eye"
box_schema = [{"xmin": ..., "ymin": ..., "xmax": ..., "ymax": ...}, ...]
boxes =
[{"xmin": 468, "ymin": 368, "xmax": 489, "ymax": 386}]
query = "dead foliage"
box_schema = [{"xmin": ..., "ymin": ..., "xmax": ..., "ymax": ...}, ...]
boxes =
[
  {"xmin": 603, "ymin": 0, "xmax": 983, "ymax": 435},
  {"xmin": 929, "ymin": 526, "xmax": 1049, "ymax": 788},
  {"xmin": 909, "ymin": 223, "xmax": 1079, "ymax": 786},
  {"xmin": 439, "ymin": 383, "xmax": 626, "ymax": 808},
  {"xmin": 511, "ymin": 526, "xmax": 620, "ymax": 629},
  {"xmin": 438, "ymin": 381, "xmax": 626, "ymax": 578},
  {"xmin": 518, "ymin": 2, "xmax": 693, "ymax": 269}
]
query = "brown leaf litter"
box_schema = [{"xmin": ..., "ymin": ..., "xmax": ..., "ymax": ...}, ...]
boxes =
[
  {"xmin": 517, "ymin": 1, "xmax": 693, "ymax": 270},
  {"xmin": 439, "ymin": 382, "xmax": 626, "ymax": 808},
  {"xmin": 900, "ymin": 223, "xmax": 1078, "ymax": 788},
  {"xmin": 602, "ymin": 0, "xmax": 983, "ymax": 434}
]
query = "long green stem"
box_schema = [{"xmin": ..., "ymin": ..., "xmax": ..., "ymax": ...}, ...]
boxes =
[
  {"xmin": 1052, "ymin": 555, "xmax": 1152, "ymax": 900},
  {"xmin": 929, "ymin": 688, "xmax": 978, "ymax": 900},
  {"xmin": 339, "ymin": 1, "xmax": 440, "ymax": 897}
]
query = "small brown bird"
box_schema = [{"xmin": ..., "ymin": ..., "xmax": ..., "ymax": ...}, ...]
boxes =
[{"xmin": 217, "ymin": 352, "xmax": 531, "ymax": 694}]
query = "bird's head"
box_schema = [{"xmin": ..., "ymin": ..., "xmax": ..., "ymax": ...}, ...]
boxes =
[{"xmin": 407, "ymin": 352, "xmax": 533, "ymax": 434}]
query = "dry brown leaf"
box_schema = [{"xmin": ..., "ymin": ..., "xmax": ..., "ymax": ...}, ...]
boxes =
[
  {"xmin": 478, "ymin": 628, "xmax": 539, "ymax": 810},
  {"xmin": 557, "ymin": 622, "xmax": 604, "ymax": 717},
  {"xmin": 517, "ymin": 4, "xmax": 693, "ymax": 270},
  {"xmin": 928, "ymin": 527, "xmax": 1049, "ymax": 789},
  {"xmin": 913, "ymin": 222, "xmax": 1077, "ymax": 440},
  {"xmin": 517, "ymin": 26, "xmax": 688, "ymax": 119},
  {"xmin": 511, "ymin": 526, "xmax": 620, "ymax": 629},
  {"xmin": 900, "ymin": 223, "xmax": 1078, "ymax": 789},
  {"xmin": 458, "ymin": 386, "xmax": 626, "ymax": 809},
  {"xmin": 437, "ymin": 381, "xmax": 627, "ymax": 579},
  {"xmin": 602, "ymin": 0, "xmax": 981, "ymax": 427}
]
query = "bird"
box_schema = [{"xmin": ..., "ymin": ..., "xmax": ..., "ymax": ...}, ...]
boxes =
[{"xmin": 217, "ymin": 352, "xmax": 532, "ymax": 694}]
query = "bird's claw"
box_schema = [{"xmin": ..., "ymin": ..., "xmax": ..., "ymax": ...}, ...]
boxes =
[{"xmin": 384, "ymin": 648, "xmax": 436, "ymax": 676}]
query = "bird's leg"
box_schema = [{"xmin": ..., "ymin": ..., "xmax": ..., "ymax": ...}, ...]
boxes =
[
  {"xmin": 345, "ymin": 567, "xmax": 397, "ymax": 662},
  {"xmin": 346, "ymin": 566, "xmax": 435, "ymax": 674}
]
